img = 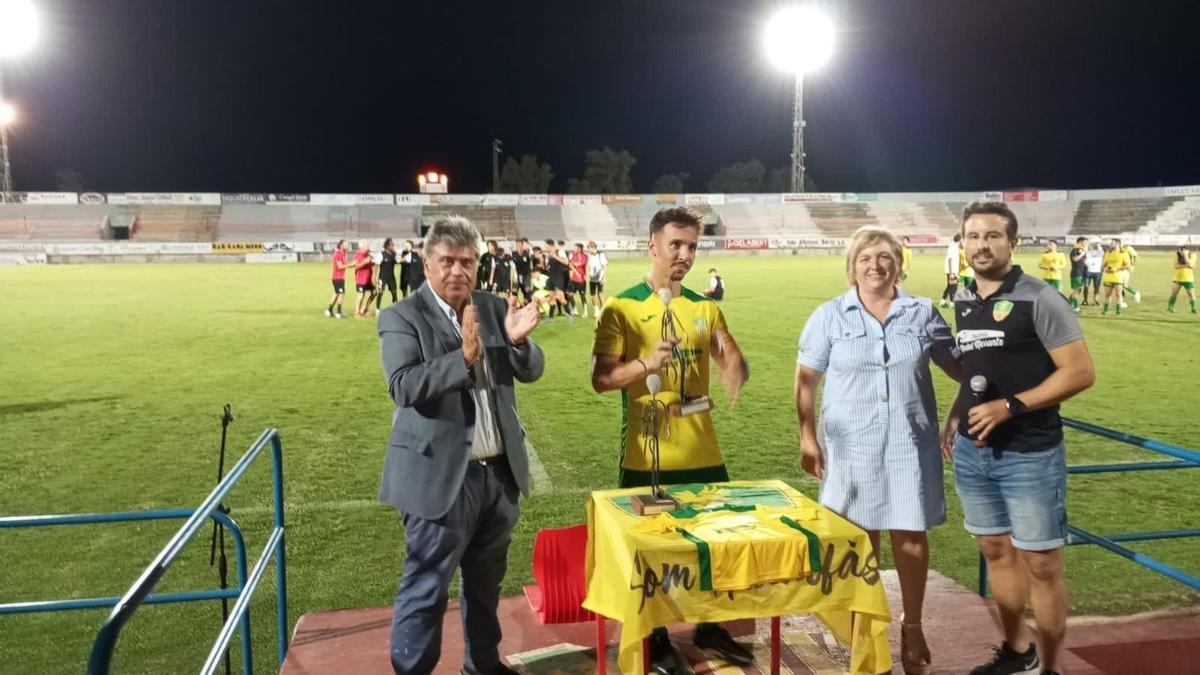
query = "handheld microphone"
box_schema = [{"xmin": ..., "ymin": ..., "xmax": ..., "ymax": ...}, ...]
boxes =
[
  {"xmin": 969, "ymin": 375, "xmax": 988, "ymax": 406},
  {"xmin": 646, "ymin": 373, "xmax": 662, "ymax": 397}
]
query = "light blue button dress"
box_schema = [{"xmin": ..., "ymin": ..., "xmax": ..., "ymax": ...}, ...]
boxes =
[{"xmin": 798, "ymin": 287, "xmax": 955, "ymax": 531}]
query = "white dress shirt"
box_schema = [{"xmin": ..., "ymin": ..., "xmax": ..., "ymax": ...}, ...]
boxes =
[{"xmin": 429, "ymin": 291, "xmax": 504, "ymax": 460}]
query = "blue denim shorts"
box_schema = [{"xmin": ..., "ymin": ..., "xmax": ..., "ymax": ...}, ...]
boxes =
[{"xmin": 952, "ymin": 434, "xmax": 1068, "ymax": 551}]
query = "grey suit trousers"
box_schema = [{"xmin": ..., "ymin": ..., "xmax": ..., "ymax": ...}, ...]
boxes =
[{"xmin": 390, "ymin": 459, "xmax": 520, "ymax": 675}]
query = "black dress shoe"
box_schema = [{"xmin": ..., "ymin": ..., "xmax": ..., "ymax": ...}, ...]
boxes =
[
  {"xmin": 648, "ymin": 630, "xmax": 682, "ymax": 675},
  {"xmin": 692, "ymin": 625, "xmax": 755, "ymax": 666},
  {"xmin": 461, "ymin": 663, "xmax": 520, "ymax": 675}
]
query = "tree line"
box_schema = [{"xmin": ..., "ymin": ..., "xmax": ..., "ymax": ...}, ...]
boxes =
[{"xmin": 501, "ymin": 148, "xmax": 810, "ymax": 194}]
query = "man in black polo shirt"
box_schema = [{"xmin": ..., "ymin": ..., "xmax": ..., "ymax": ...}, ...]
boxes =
[{"xmin": 941, "ymin": 202, "xmax": 1094, "ymax": 675}]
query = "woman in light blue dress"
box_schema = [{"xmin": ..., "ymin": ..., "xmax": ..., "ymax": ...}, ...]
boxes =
[{"xmin": 795, "ymin": 227, "xmax": 960, "ymax": 675}]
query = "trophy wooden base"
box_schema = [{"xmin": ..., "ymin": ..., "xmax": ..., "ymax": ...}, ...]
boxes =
[
  {"xmin": 631, "ymin": 492, "xmax": 679, "ymax": 515},
  {"xmin": 678, "ymin": 396, "xmax": 712, "ymax": 416}
]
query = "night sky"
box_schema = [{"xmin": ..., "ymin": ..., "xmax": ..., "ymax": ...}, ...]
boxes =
[{"xmin": 4, "ymin": 0, "xmax": 1199, "ymax": 194}]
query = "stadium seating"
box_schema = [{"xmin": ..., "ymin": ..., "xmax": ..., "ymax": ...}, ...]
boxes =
[
  {"xmin": 607, "ymin": 203, "xmax": 661, "ymax": 238},
  {"xmin": 561, "ymin": 203, "xmax": 619, "ymax": 241},
  {"xmin": 1137, "ymin": 195, "xmax": 1200, "ymax": 235},
  {"xmin": 713, "ymin": 202, "xmax": 788, "ymax": 235},
  {"xmin": 805, "ymin": 202, "xmax": 878, "ymax": 236},
  {"xmin": 421, "ymin": 205, "xmax": 518, "ymax": 240},
  {"xmin": 126, "ymin": 206, "xmax": 219, "ymax": 241},
  {"xmin": 1069, "ymin": 197, "xmax": 1180, "ymax": 235},
  {"xmin": 514, "ymin": 206, "xmax": 567, "ymax": 242},
  {"xmin": 216, "ymin": 205, "xmax": 353, "ymax": 241},
  {"xmin": 356, "ymin": 205, "xmax": 421, "ymax": 238},
  {"xmin": 0, "ymin": 205, "xmax": 107, "ymax": 240}
]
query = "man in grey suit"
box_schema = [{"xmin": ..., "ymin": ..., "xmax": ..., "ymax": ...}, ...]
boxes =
[{"xmin": 378, "ymin": 216, "xmax": 544, "ymax": 675}]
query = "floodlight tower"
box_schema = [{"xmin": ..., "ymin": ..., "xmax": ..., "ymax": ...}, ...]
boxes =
[
  {"xmin": 764, "ymin": 5, "xmax": 834, "ymax": 193},
  {"xmin": 0, "ymin": 0, "xmax": 39, "ymax": 198}
]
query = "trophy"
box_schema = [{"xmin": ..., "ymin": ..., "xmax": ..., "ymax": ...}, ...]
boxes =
[
  {"xmin": 631, "ymin": 373, "xmax": 679, "ymax": 515},
  {"xmin": 657, "ymin": 288, "xmax": 711, "ymax": 416}
]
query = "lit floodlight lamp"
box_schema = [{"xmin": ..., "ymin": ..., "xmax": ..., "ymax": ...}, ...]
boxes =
[
  {"xmin": 764, "ymin": 5, "xmax": 834, "ymax": 75},
  {"xmin": 417, "ymin": 170, "xmax": 448, "ymax": 194},
  {"xmin": 0, "ymin": 101, "xmax": 15, "ymax": 126},
  {"xmin": 0, "ymin": 0, "xmax": 39, "ymax": 58}
]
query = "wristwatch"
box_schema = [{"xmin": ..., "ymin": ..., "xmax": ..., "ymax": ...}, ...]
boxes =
[{"xmin": 1005, "ymin": 395, "xmax": 1027, "ymax": 416}]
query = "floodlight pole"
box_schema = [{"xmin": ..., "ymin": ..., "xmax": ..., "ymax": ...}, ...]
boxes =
[
  {"xmin": 790, "ymin": 73, "xmax": 805, "ymax": 194},
  {"xmin": 491, "ymin": 138, "xmax": 503, "ymax": 193},
  {"xmin": 0, "ymin": 67, "xmax": 13, "ymax": 198}
]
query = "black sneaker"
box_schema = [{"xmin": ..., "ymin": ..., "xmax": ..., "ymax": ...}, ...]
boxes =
[
  {"xmin": 648, "ymin": 630, "xmax": 681, "ymax": 675},
  {"xmin": 692, "ymin": 625, "xmax": 755, "ymax": 666},
  {"xmin": 970, "ymin": 642, "xmax": 1040, "ymax": 674}
]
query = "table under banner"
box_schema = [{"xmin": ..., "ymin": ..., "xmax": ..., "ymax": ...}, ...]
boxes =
[{"xmin": 582, "ymin": 480, "xmax": 892, "ymax": 674}]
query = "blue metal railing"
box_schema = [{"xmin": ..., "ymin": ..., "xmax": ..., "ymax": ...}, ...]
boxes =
[
  {"xmin": 977, "ymin": 418, "xmax": 1200, "ymax": 597},
  {"xmin": 0, "ymin": 428, "xmax": 288, "ymax": 674}
]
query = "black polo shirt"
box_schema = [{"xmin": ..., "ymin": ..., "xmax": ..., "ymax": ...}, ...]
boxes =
[{"xmin": 954, "ymin": 265, "xmax": 1083, "ymax": 452}]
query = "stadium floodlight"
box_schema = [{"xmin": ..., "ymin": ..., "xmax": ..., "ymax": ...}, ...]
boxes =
[
  {"xmin": 0, "ymin": 0, "xmax": 39, "ymax": 58},
  {"xmin": 0, "ymin": 101, "xmax": 14, "ymax": 127},
  {"xmin": 764, "ymin": 5, "xmax": 835, "ymax": 193},
  {"xmin": 418, "ymin": 170, "xmax": 449, "ymax": 194}
]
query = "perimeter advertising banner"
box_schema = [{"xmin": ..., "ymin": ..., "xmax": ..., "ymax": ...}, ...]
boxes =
[
  {"xmin": 602, "ymin": 194, "xmax": 644, "ymax": 205},
  {"xmin": 212, "ymin": 242, "xmax": 264, "ymax": 254},
  {"xmin": 45, "ymin": 243, "xmax": 214, "ymax": 255},
  {"xmin": 309, "ymin": 194, "xmax": 395, "ymax": 206},
  {"xmin": 1164, "ymin": 185, "xmax": 1200, "ymax": 197},
  {"xmin": 725, "ymin": 238, "xmax": 770, "ymax": 250},
  {"xmin": 108, "ymin": 193, "xmax": 221, "ymax": 206},
  {"xmin": 22, "ymin": 192, "xmax": 79, "ymax": 205},
  {"xmin": 265, "ymin": 193, "xmax": 310, "ymax": 204},
  {"xmin": 221, "ymin": 193, "xmax": 268, "ymax": 204},
  {"xmin": 396, "ymin": 194, "xmax": 432, "ymax": 205},
  {"xmin": 782, "ymin": 193, "xmax": 838, "ymax": 203}
]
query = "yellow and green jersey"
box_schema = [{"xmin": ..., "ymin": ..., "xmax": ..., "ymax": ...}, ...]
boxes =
[
  {"xmin": 1122, "ymin": 245, "xmax": 1138, "ymax": 266},
  {"xmin": 1175, "ymin": 252, "xmax": 1197, "ymax": 284},
  {"xmin": 1039, "ymin": 251, "xmax": 1067, "ymax": 281},
  {"xmin": 958, "ymin": 249, "xmax": 975, "ymax": 279},
  {"xmin": 901, "ymin": 246, "xmax": 912, "ymax": 273},
  {"xmin": 1102, "ymin": 250, "xmax": 1129, "ymax": 285},
  {"xmin": 593, "ymin": 282, "xmax": 728, "ymax": 482}
]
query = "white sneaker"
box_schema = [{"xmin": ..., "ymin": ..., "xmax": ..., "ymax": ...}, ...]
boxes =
[
  {"xmin": 325, "ymin": 310, "xmax": 333, "ymax": 318},
  {"xmin": 335, "ymin": 312, "xmax": 345, "ymax": 319},
  {"xmin": 1120, "ymin": 302, "xmax": 1129, "ymax": 309},
  {"xmin": 1134, "ymin": 290, "xmax": 1142, "ymax": 303}
]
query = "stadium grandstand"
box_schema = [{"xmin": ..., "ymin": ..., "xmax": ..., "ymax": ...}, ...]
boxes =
[{"xmin": 1, "ymin": 186, "xmax": 1198, "ymax": 264}]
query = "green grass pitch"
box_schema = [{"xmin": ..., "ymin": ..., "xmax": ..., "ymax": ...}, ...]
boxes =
[{"xmin": 0, "ymin": 251, "xmax": 1197, "ymax": 673}]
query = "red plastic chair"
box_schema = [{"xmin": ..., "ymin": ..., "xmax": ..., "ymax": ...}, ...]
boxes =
[{"xmin": 524, "ymin": 524, "xmax": 611, "ymax": 673}]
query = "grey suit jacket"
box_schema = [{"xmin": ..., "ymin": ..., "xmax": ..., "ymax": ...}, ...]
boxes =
[{"xmin": 377, "ymin": 283, "xmax": 545, "ymax": 520}]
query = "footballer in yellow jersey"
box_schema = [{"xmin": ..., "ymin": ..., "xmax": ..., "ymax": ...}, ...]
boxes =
[
  {"xmin": 589, "ymin": 205, "xmax": 753, "ymax": 668},
  {"xmin": 957, "ymin": 247, "xmax": 975, "ymax": 286},
  {"xmin": 592, "ymin": 207, "xmax": 749, "ymax": 488},
  {"xmin": 900, "ymin": 235, "xmax": 913, "ymax": 281},
  {"xmin": 1168, "ymin": 245, "xmax": 1197, "ymax": 314},
  {"xmin": 1101, "ymin": 242, "xmax": 1131, "ymax": 315},
  {"xmin": 1038, "ymin": 241, "xmax": 1067, "ymax": 291},
  {"xmin": 1112, "ymin": 238, "xmax": 1142, "ymax": 305}
]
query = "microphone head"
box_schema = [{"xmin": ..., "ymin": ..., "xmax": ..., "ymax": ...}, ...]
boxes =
[
  {"xmin": 969, "ymin": 375, "xmax": 988, "ymax": 394},
  {"xmin": 657, "ymin": 288, "xmax": 672, "ymax": 306},
  {"xmin": 646, "ymin": 373, "xmax": 662, "ymax": 396}
]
